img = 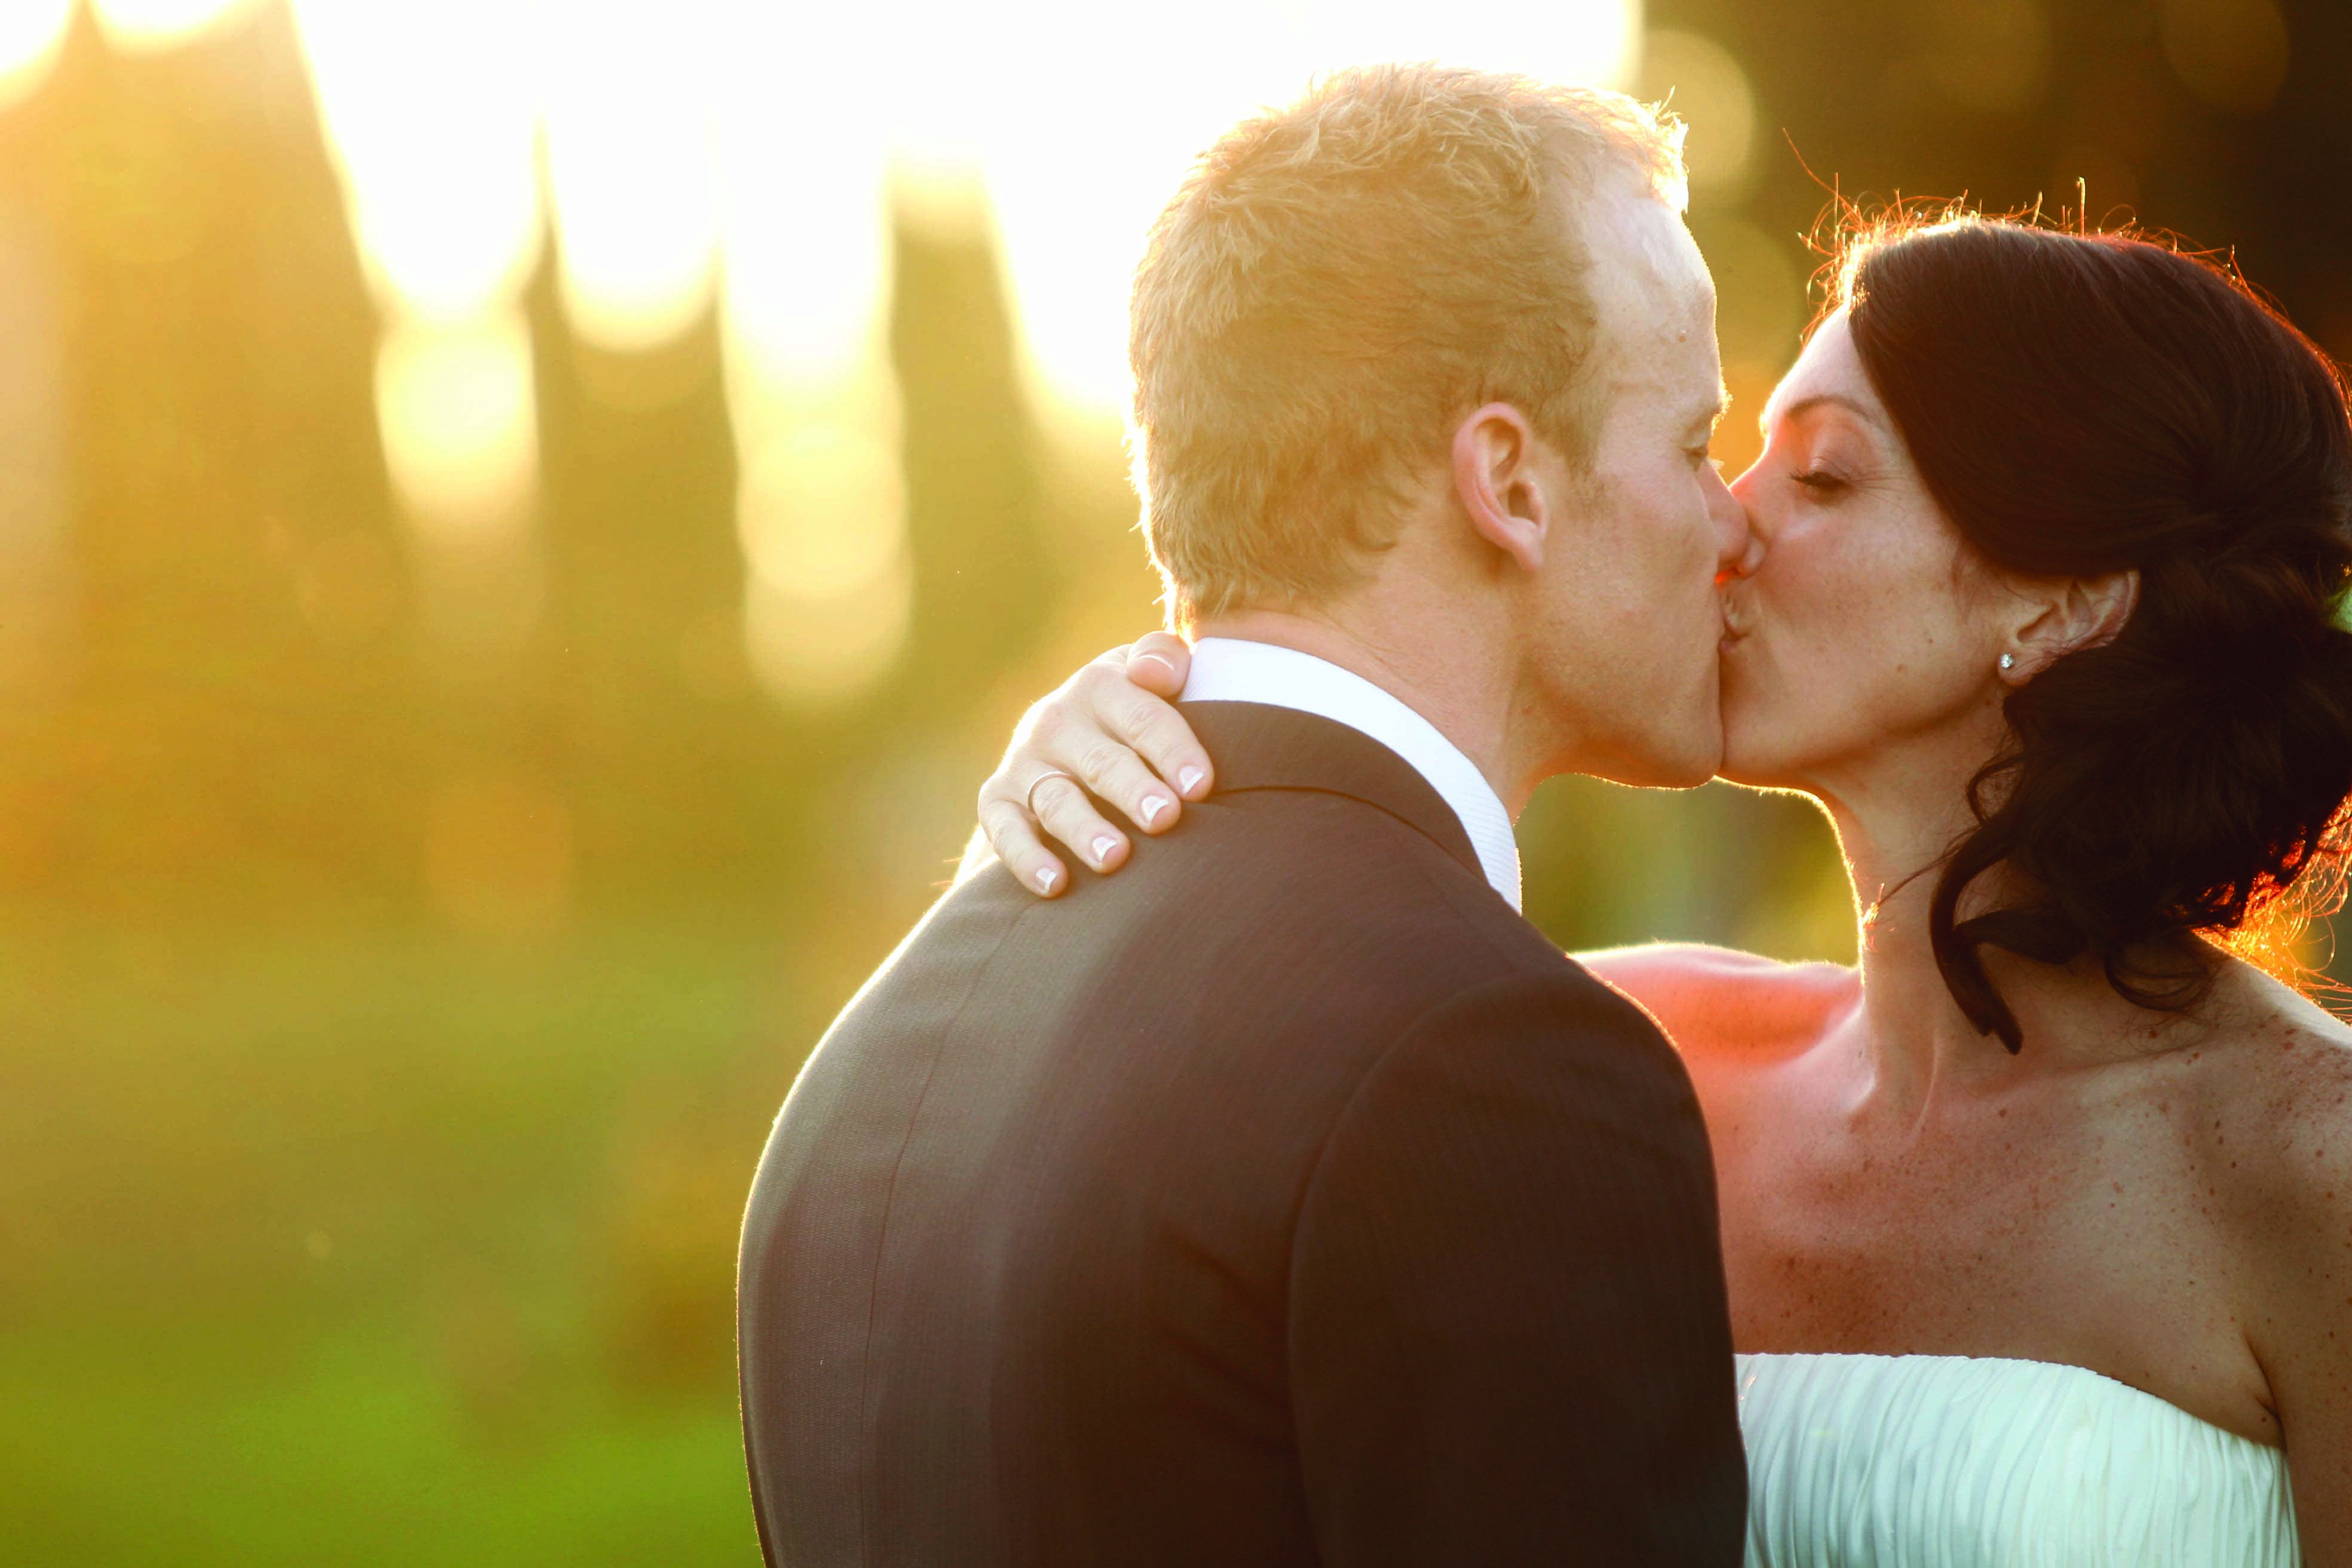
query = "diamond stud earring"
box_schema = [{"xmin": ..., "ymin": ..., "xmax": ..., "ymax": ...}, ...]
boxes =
[{"xmin": 1998, "ymin": 653, "xmax": 2017, "ymax": 671}]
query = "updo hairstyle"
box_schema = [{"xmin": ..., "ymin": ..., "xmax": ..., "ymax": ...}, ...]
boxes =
[{"xmin": 1835, "ymin": 216, "xmax": 2352, "ymax": 1050}]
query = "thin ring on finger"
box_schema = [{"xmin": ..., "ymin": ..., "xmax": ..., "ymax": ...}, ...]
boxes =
[{"xmin": 1024, "ymin": 768, "xmax": 1081, "ymax": 819}]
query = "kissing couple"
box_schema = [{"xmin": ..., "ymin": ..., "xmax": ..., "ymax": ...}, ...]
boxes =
[{"xmin": 740, "ymin": 64, "xmax": 2350, "ymax": 1566}]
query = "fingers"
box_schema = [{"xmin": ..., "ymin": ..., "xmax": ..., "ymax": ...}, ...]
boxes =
[
  {"xmin": 1117, "ymin": 695, "xmax": 1213, "ymax": 808},
  {"xmin": 1029, "ymin": 773, "xmax": 1133, "ymax": 876},
  {"xmin": 1121, "ymin": 634, "xmax": 1208, "ymax": 799},
  {"xmin": 973, "ymin": 636, "xmax": 1215, "ymax": 900},
  {"xmin": 1086, "ymin": 677, "xmax": 1223, "ymax": 827},
  {"xmin": 1065, "ymin": 738, "xmax": 1172, "ymax": 864},
  {"xmin": 1041, "ymin": 662, "xmax": 1179, "ymax": 835},
  {"xmin": 979, "ymin": 796, "xmax": 1072, "ymax": 898},
  {"xmin": 1126, "ymin": 631, "xmax": 1192, "ymax": 696}
]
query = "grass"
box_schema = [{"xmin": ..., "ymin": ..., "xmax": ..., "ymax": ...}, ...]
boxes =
[
  {"xmin": 0, "ymin": 1315, "xmax": 757, "ymax": 1566},
  {"xmin": 0, "ymin": 911, "xmax": 842, "ymax": 1566}
]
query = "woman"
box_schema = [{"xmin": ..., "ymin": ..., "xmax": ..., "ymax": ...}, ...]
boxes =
[{"xmin": 970, "ymin": 216, "xmax": 2352, "ymax": 1563}]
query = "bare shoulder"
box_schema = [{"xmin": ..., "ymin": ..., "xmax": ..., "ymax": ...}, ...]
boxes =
[
  {"xmin": 2204, "ymin": 971, "xmax": 2352, "ymax": 1150},
  {"xmin": 2173, "ymin": 972, "xmax": 2352, "ymax": 1457},
  {"xmin": 2190, "ymin": 971, "xmax": 2352, "ymax": 1261},
  {"xmin": 1573, "ymin": 942, "xmax": 1859, "ymax": 1061}
]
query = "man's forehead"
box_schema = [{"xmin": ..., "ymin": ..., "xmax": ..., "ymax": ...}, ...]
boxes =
[
  {"xmin": 1597, "ymin": 273, "xmax": 1720, "ymax": 398},
  {"xmin": 1593, "ymin": 192, "xmax": 1709, "ymax": 296},
  {"xmin": 1584, "ymin": 194, "xmax": 1712, "ymax": 338}
]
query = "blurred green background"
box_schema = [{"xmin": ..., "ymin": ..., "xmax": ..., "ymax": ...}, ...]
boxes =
[{"xmin": 2, "ymin": 0, "xmax": 2344, "ymax": 1561}]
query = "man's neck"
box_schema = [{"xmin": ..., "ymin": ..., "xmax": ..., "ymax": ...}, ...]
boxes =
[{"xmin": 1192, "ymin": 607, "xmax": 1535, "ymax": 815}]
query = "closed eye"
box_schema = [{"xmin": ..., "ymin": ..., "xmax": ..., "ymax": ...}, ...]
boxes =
[{"xmin": 1793, "ymin": 468, "xmax": 1845, "ymax": 495}]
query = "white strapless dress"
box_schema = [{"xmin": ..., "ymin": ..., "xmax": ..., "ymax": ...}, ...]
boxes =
[{"xmin": 1736, "ymin": 1353, "xmax": 2300, "ymax": 1567}]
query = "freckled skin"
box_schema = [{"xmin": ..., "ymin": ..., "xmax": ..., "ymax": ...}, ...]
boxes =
[
  {"xmin": 1583, "ymin": 312, "xmax": 2352, "ymax": 1558},
  {"xmin": 1643, "ymin": 955, "xmax": 2305, "ymax": 1429},
  {"xmin": 1591, "ymin": 942, "xmax": 2352, "ymax": 1549}
]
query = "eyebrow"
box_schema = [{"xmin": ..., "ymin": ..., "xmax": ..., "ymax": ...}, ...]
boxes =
[{"xmin": 1757, "ymin": 391, "xmax": 1879, "ymax": 437}]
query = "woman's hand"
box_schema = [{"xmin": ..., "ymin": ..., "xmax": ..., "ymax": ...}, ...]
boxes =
[{"xmin": 976, "ymin": 632, "xmax": 1211, "ymax": 896}]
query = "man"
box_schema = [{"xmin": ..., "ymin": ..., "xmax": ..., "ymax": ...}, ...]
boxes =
[{"xmin": 738, "ymin": 64, "xmax": 1749, "ymax": 1566}]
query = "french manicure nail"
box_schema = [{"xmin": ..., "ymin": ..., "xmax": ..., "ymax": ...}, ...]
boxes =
[
  {"xmin": 1091, "ymin": 834, "xmax": 1120, "ymax": 865},
  {"xmin": 1035, "ymin": 867, "xmax": 1058, "ymax": 893},
  {"xmin": 1176, "ymin": 766, "xmax": 1206, "ymax": 795},
  {"xmin": 1134, "ymin": 653, "xmax": 1177, "ymax": 679},
  {"xmin": 1139, "ymin": 795, "xmax": 1171, "ymax": 828}
]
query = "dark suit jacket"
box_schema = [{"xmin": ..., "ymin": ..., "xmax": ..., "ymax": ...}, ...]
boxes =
[{"xmin": 738, "ymin": 702, "xmax": 1746, "ymax": 1566}]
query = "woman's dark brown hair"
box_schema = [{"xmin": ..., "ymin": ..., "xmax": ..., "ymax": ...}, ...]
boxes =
[{"xmin": 1834, "ymin": 216, "xmax": 2352, "ymax": 1050}]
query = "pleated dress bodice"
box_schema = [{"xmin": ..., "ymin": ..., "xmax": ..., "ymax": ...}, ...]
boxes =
[{"xmin": 1736, "ymin": 1352, "xmax": 2299, "ymax": 1567}]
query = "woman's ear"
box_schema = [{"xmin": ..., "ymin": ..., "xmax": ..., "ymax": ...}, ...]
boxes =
[
  {"xmin": 2001, "ymin": 568, "xmax": 2139, "ymax": 682},
  {"xmin": 1451, "ymin": 402, "xmax": 1550, "ymax": 573}
]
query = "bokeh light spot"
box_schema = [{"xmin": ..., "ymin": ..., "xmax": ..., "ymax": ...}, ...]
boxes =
[
  {"xmin": 735, "ymin": 403, "xmax": 915, "ymax": 710},
  {"xmin": 743, "ymin": 559, "xmax": 915, "ymax": 711},
  {"xmin": 738, "ymin": 425, "xmax": 906, "ymax": 601},
  {"xmin": 374, "ymin": 312, "xmax": 540, "ymax": 540},
  {"xmin": 0, "ymin": 0, "xmax": 71, "ymax": 108},
  {"xmin": 90, "ymin": 0, "xmax": 254, "ymax": 53},
  {"xmin": 1636, "ymin": 30, "xmax": 1755, "ymax": 197}
]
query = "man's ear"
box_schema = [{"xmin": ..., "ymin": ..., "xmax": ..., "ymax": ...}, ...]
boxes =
[
  {"xmin": 2001, "ymin": 568, "xmax": 2139, "ymax": 682},
  {"xmin": 1451, "ymin": 402, "xmax": 1551, "ymax": 573}
]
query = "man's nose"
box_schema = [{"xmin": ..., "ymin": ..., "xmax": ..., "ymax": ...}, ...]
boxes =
[
  {"xmin": 1721, "ymin": 462, "xmax": 1767, "ymax": 579},
  {"xmin": 1706, "ymin": 462, "xmax": 1757, "ymax": 581}
]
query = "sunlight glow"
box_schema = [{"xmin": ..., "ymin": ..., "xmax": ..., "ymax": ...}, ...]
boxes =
[
  {"xmin": 743, "ymin": 556, "xmax": 915, "ymax": 710},
  {"xmin": 298, "ymin": 0, "xmax": 1639, "ymax": 395},
  {"xmin": 715, "ymin": 43, "xmax": 890, "ymax": 392},
  {"xmin": 375, "ymin": 312, "xmax": 539, "ymax": 540},
  {"xmin": 292, "ymin": 0, "xmax": 541, "ymax": 323},
  {"xmin": 295, "ymin": 0, "xmax": 547, "ymax": 667},
  {"xmin": 291, "ymin": 0, "xmax": 1643, "ymax": 702},
  {"xmin": 729, "ymin": 364, "xmax": 912, "ymax": 710},
  {"xmin": 738, "ymin": 421, "xmax": 904, "ymax": 602},
  {"xmin": 907, "ymin": 0, "xmax": 1643, "ymax": 411},
  {"xmin": 89, "ymin": 0, "xmax": 255, "ymax": 53},
  {"xmin": 709, "ymin": 8, "xmax": 909, "ymax": 707},
  {"xmin": 0, "ymin": 0, "xmax": 70, "ymax": 108},
  {"xmin": 542, "ymin": 2, "xmax": 721, "ymax": 351}
]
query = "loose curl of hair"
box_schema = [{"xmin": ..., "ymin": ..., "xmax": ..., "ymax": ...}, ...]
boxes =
[{"xmin": 1833, "ymin": 213, "xmax": 2352, "ymax": 1051}]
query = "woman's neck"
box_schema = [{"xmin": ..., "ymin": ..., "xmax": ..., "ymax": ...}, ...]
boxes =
[
  {"xmin": 1816, "ymin": 756, "xmax": 1998, "ymax": 1116},
  {"xmin": 1811, "ymin": 742, "xmax": 2198, "ymax": 1122}
]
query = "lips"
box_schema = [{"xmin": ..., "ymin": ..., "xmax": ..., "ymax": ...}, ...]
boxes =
[{"xmin": 1718, "ymin": 585, "xmax": 1751, "ymax": 641}]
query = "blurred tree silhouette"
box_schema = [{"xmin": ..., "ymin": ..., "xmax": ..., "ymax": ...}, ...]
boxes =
[
  {"xmin": 527, "ymin": 225, "xmax": 765, "ymax": 914},
  {"xmin": 0, "ymin": 1, "xmax": 418, "ymax": 919},
  {"xmin": 890, "ymin": 211, "xmax": 1056, "ymax": 712}
]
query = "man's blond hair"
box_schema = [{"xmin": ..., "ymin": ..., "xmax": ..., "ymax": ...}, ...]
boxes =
[{"xmin": 1130, "ymin": 63, "xmax": 1686, "ymax": 628}]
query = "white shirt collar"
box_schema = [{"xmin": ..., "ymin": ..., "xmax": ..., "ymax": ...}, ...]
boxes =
[{"xmin": 1179, "ymin": 637, "xmax": 1523, "ymax": 911}]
